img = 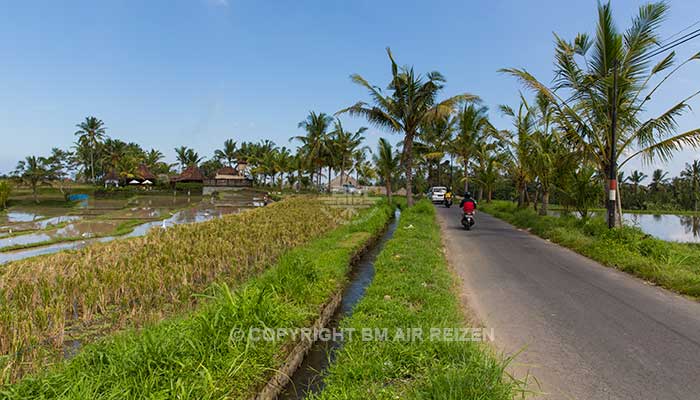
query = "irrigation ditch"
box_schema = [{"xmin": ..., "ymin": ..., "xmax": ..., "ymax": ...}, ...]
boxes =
[{"xmin": 253, "ymin": 208, "xmax": 401, "ymax": 400}]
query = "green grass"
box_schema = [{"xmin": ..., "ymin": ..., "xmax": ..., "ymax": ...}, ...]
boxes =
[
  {"xmin": 312, "ymin": 200, "xmax": 525, "ymax": 400},
  {"xmin": 0, "ymin": 201, "xmax": 394, "ymax": 398},
  {"xmin": 483, "ymin": 201, "xmax": 700, "ymax": 298},
  {"xmin": 547, "ymin": 203, "xmax": 700, "ymax": 216}
]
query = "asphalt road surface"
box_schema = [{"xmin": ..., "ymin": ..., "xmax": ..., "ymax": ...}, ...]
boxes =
[{"xmin": 436, "ymin": 206, "xmax": 700, "ymax": 400}]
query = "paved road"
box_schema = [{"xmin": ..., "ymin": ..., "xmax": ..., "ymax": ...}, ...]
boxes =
[{"xmin": 436, "ymin": 206, "xmax": 700, "ymax": 400}]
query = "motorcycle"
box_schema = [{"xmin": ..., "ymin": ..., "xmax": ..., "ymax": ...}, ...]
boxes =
[
  {"xmin": 444, "ymin": 193, "xmax": 453, "ymax": 208},
  {"xmin": 461, "ymin": 212, "xmax": 475, "ymax": 230}
]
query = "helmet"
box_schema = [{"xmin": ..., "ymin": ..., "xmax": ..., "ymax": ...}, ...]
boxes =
[{"xmin": 465, "ymin": 192, "xmax": 473, "ymax": 198}]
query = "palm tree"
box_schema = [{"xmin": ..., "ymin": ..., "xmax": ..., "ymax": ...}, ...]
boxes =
[
  {"xmin": 338, "ymin": 48, "xmax": 477, "ymax": 207},
  {"xmin": 649, "ymin": 169, "xmax": 669, "ymax": 193},
  {"xmin": 417, "ymin": 114, "xmax": 454, "ymax": 187},
  {"xmin": 294, "ymin": 112, "xmax": 333, "ymax": 190},
  {"xmin": 15, "ymin": 156, "xmax": 50, "ymax": 203},
  {"xmin": 626, "ymin": 170, "xmax": 648, "ymax": 194},
  {"xmin": 214, "ymin": 139, "xmax": 238, "ymax": 167},
  {"xmin": 174, "ymin": 146, "xmax": 204, "ymax": 170},
  {"xmin": 74, "ymin": 116, "xmax": 107, "ymax": 183},
  {"xmin": 474, "ymin": 148, "xmax": 502, "ymax": 203},
  {"xmin": 500, "ymin": 100, "xmax": 536, "ymax": 208},
  {"xmin": 681, "ymin": 161, "xmax": 700, "ymax": 211},
  {"xmin": 330, "ymin": 119, "xmax": 367, "ymax": 188},
  {"xmin": 451, "ymin": 103, "xmax": 491, "ymax": 194},
  {"xmin": 373, "ymin": 138, "xmax": 399, "ymax": 204},
  {"xmin": 502, "ymin": 2, "xmax": 700, "ymax": 226}
]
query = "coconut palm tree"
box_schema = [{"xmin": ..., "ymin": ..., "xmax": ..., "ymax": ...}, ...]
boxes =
[
  {"xmin": 373, "ymin": 138, "xmax": 399, "ymax": 204},
  {"xmin": 502, "ymin": 2, "xmax": 700, "ymax": 226},
  {"xmin": 474, "ymin": 148, "xmax": 502, "ymax": 203},
  {"xmin": 500, "ymin": 99, "xmax": 536, "ymax": 208},
  {"xmin": 294, "ymin": 112, "xmax": 333, "ymax": 190},
  {"xmin": 15, "ymin": 156, "xmax": 50, "ymax": 203},
  {"xmin": 338, "ymin": 48, "xmax": 477, "ymax": 207},
  {"xmin": 74, "ymin": 116, "xmax": 107, "ymax": 183},
  {"xmin": 450, "ymin": 103, "xmax": 492, "ymax": 194},
  {"xmin": 649, "ymin": 168, "xmax": 669, "ymax": 193},
  {"xmin": 626, "ymin": 170, "xmax": 648, "ymax": 193},
  {"xmin": 330, "ymin": 119, "xmax": 367, "ymax": 188},
  {"xmin": 417, "ymin": 114, "xmax": 454, "ymax": 188},
  {"xmin": 174, "ymin": 146, "xmax": 204, "ymax": 170},
  {"xmin": 681, "ymin": 161, "xmax": 700, "ymax": 211},
  {"xmin": 214, "ymin": 139, "xmax": 238, "ymax": 167}
]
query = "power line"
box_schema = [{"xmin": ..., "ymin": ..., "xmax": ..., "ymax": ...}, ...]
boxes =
[
  {"xmin": 660, "ymin": 19, "xmax": 700, "ymax": 45},
  {"xmin": 637, "ymin": 28, "xmax": 700, "ymax": 64}
]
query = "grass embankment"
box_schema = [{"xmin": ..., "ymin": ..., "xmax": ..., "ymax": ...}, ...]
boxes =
[
  {"xmin": 0, "ymin": 198, "xmax": 351, "ymax": 383},
  {"xmin": 313, "ymin": 200, "xmax": 523, "ymax": 399},
  {"xmin": 1, "ymin": 200, "xmax": 393, "ymax": 398},
  {"xmin": 546, "ymin": 204, "xmax": 700, "ymax": 216},
  {"xmin": 482, "ymin": 201, "xmax": 700, "ymax": 298}
]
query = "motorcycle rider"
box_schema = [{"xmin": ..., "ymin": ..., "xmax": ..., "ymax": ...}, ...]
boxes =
[
  {"xmin": 460, "ymin": 192, "xmax": 477, "ymax": 214},
  {"xmin": 444, "ymin": 187, "xmax": 453, "ymax": 207}
]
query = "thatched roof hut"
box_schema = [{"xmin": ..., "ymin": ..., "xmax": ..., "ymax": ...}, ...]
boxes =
[
  {"xmin": 172, "ymin": 165, "xmax": 205, "ymax": 183},
  {"xmin": 136, "ymin": 164, "xmax": 157, "ymax": 182}
]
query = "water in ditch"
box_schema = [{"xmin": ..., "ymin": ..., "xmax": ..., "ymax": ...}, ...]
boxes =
[{"xmin": 278, "ymin": 208, "xmax": 401, "ymax": 400}]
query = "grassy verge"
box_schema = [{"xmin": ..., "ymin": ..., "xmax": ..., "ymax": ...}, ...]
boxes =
[
  {"xmin": 547, "ymin": 203, "xmax": 700, "ymax": 216},
  {"xmin": 313, "ymin": 200, "xmax": 523, "ymax": 399},
  {"xmin": 1, "ymin": 201, "xmax": 393, "ymax": 398},
  {"xmin": 482, "ymin": 201, "xmax": 700, "ymax": 298},
  {"xmin": 0, "ymin": 198, "xmax": 353, "ymax": 382}
]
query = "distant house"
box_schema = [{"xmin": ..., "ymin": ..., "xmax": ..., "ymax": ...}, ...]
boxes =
[
  {"xmin": 202, "ymin": 161, "xmax": 252, "ymax": 194},
  {"xmin": 171, "ymin": 165, "xmax": 205, "ymax": 183},
  {"xmin": 330, "ymin": 175, "xmax": 359, "ymax": 191},
  {"xmin": 104, "ymin": 170, "xmax": 120, "ymax": 187}
]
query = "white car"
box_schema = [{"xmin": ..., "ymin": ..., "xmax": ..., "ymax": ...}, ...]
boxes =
[{"xmin": 428, "ymin": 186, "xmax": 447, "ymax": 203}]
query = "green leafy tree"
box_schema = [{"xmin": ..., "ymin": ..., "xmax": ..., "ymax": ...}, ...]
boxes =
[
  {"xmin": 503, "ymin": 2, "xmax": 700, "ymax": 226},
  {"xmin": 681, "ymin": 161, "xmax": 700, "ymax": 211},
  {"xmin": 15, "ymin": 156, "xmax": 51, "ymax": 203},
  {"xmin": 339, "ymin": 48, "xmax": 476, "ymax": 206}
]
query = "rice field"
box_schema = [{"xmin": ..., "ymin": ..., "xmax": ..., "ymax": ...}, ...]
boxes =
[
  {"xmin": 0, "ymin": 197, "xmax": 348, "ymax": 383},
  {"xmin": 0, "ymin": 200, "xmax": 394, "ymax": 399}
]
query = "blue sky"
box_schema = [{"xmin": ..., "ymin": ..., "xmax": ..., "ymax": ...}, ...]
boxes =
[{"xmin": 1, "ymin": 0, "xmax": 699, "ymax": 178}]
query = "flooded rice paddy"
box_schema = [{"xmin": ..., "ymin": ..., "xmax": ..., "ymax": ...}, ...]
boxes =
[{"xmin": 0, "ymin": 189, "xmax": 264, "ymax": 264}]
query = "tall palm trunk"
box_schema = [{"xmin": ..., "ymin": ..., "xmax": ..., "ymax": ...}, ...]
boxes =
[
  {"xmin": 327, "ymin": 166, "xmax": 332, "ymax": 193},
  {"xmin": 539, "ymin": 190, "xmax": 550, "ymax": 216},
  {"xmin": 463, "ymin": 160, "xmax": 469, "ymax": 194},
  {"xmin": 90, "ymin": 150, "xmax": 95, "ymax": 183},
  {"xmin": 404, "ymin": 133, "xmax": 415, "ymax": 207},
  {"xmin": 385, "ymin": 176, "xmax": 392, "ymax": 205},
  {"xmin": 605, "ymin": 179, "xmax": 623, "ymax": 227}
]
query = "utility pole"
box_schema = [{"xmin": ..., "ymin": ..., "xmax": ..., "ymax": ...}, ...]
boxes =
[{"xmin": 608, "ymin": 60, "xmax": 619, "ymax": 229}]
